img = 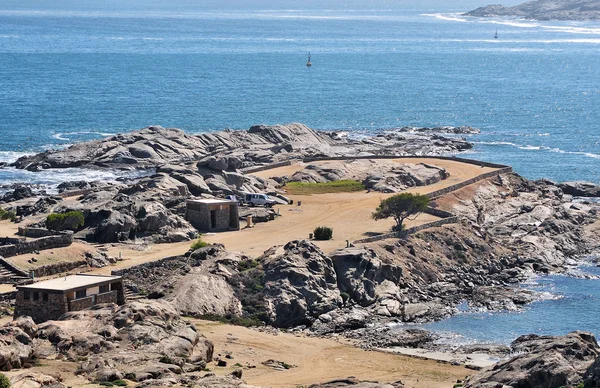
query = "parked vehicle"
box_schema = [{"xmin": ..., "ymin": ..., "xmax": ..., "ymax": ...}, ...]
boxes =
[{"xmin": 244, "ymin": 193, "xmax": 278, "ymax": 207}]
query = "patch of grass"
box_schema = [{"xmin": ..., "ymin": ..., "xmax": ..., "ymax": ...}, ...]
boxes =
[
  {"xmin": 0, "ymin": 208, "xmax": 16, "ymax": 222},
  {"xmin": 190, "ymin": 237, "xmax": 209, "ymax": 250},
  {"xmin": 201, "ymin": 313, "xmax": 264, "ymax": 328},
  {"xmin": 113, "ymin": 380, "xmax": 128, "ymax": 387},
  {"xmin": 284, "ymin": 180, "xmax": 365, "ymax": 195}
]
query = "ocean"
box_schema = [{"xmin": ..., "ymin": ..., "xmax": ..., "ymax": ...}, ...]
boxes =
[{"xmin": 1, "ymin": 3, "xmax": 600, "ymax": 345}]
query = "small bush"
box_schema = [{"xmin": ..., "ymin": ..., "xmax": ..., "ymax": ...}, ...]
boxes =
[
  {"xmin": 0, "ymin": 208, "xmax": 16, "ymax": 222},
  {"xmin": 98, "ymin": 383, "xmax": 114, "ymax": 387},
  {"xmin": 190, "ymin": 238, "xmax": 209, "ymax": 250},
  {"xmin": 238, "ymin": 259, "xmax": 259, "ymax": 272},
  {"xmin": 113, "ymin": 380, "xmax": 128, "ymax": 387},
  {"xmin": 313, "ymin": 226, "xmax": 333, "ymax": 241},
  {"xmin": 159, "ymin": 355, "xmax": 177, "ymax": 365},
  {"xmin": 46, "ymin": 211, "xmax": 85, "ymax": 231},
  {"xmin": 340, "ymin": 292, "xmax": 350, "ymax": 305},
  {"xmin": 123, "ymin": 373, "xmax": 136, "ymax": 381},
  {"xmin": 0, "ymin": 373, "xmax": 9, "ymax": 388}
]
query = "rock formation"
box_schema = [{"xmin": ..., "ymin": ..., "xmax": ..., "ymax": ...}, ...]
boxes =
[
  {"xmin": 465, "ymin": 331, "xmax": 600, "ymax": 387},
  {"xmin": 0, "ymin": 300, "xmax": 214, "ymax": 385},
  {"xmin": 465, "ymin": 0, "xmax": 600, "ymax": 21}
]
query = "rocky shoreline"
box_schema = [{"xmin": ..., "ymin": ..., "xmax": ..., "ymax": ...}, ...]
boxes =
[{"xmin": 1, "ymin": 123, "xmax": 600, "ymax": 387}]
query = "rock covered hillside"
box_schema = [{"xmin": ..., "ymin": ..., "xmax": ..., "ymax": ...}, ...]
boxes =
[
  {"xmin": 117, "ymin": 172, "xmax": 600, "ymax": 331},
  {"xmin": 465, "ymin": 0, "xmax": 600, "ymax": 20}
]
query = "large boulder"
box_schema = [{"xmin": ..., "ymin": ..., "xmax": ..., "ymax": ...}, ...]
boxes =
[
  {"xmin": 261, "ymin": 240, "xmax": 342, "ymax": 327},
  {"xmin": 465, "ymin": 331, "xmax": 600, "ymax": 388},
  {"xmin": 559, "ymin": 181, "xmax": 600, "ymax": 197}
]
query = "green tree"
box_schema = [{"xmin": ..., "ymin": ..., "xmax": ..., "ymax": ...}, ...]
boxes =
[{"xmin": 372, "ymin": 193, "xmax": 429, "ymax": 231}]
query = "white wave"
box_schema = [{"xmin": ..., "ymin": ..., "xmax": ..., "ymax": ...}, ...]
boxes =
[
  {"xmin": 421, "ymin": 13, "xmax": 469, "ymax": 23},
  {"xmin": 0, "ymin": 151, "xmax": 32, "ymax": 163},
  {"xmin": 485, "ymin": 20, "xmax": 540, "ymax": 28},
  {"xmin": 475, "ymin": 141, "xmax": 600, "ymax": 159},
  {"xmin": 0, "ymin": 166, "xmax": 153, "ymax": 188},
  {"xmin": 52, "ymin": 133, "xmax": 70, "ymax": 141},
  {"xmin": 0, "ymin": 35, "xmax": 19, "ymax": 39},
  {"xmin": 538, "ymin": 133, "xmax": 550, "ymax": 136},
  {"xmin": 541, "ymin": 25, "xmax": 600, "ymax": 35},
  {"xmin": 142, "ymin": 37, "xmax": 164, "ymax": 41}
]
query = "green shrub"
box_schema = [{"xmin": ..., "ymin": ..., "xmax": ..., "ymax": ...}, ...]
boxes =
[
  {"xmin": 46, "ymin": 211, "xmax": 85, "ymax": 231},
  {"xmin": 0, "ymin": 373, "xmax": 9, "ymax": 388},
  {"xmin": 0, "ymin": 208, "xmax": 16, "ymax": 222},
  {"xmin": 123, "ymin": 373, "xmax": 136, "ymax": 381},
  {"xmin": 238, "ymin": 259, "xmax": 259, "ymax": 272},
  {"xmin": 313, "ymin": 226, "xmax": 333, "ymax": 241},
  {"xmin": 113, "ymin": 380, "xmax": 128, "ymax": 387},
  {"xmin": 190, "ymin": 238, "xmax": 209, "ymax": 251},
  {"xmin": 340, "ymin": 292, "xmax": 350, "ymax": 305},
  {"xmin": 98, "ymin": 383, "xmax": 114, "ymax": 387}
]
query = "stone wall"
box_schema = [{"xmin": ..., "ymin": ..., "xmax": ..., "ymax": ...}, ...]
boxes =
[
  {"xmin": 31, "ymin": 260, "xmax": 89, "ymax": 278},
  {"xmin": 17, "ymin": 227, "xmax": 64, "ymax": 239},
  {"xmin": 14, "ymin": 291, "xmax": 69, "ymax": 323},
  {"xmin": 426, "ymin": 167, "xmax": 513, "ymax": 199},
  {"xmin": 0, "ymin": 257, "xmax": 30, "ymax": 278},
  {"xmin": 302, "ymin": 155, "xmax": 512, "ymax": 169},
  {"xmin": 0, "ymin": 233, "xmax": 73, "ymax": 258},
  {"xmin": 69, "ymin": 295, "xmax": 94, "ymax": 311},
  {"xmin": 241, "ymin": 160, "xmax": 296, "ymax": 174},
  {"xmin": 96, "ymin": 290, "xmax": 118, "ymax": 304},
  {"xmin": 352, "ymin": 216, "xmax": 459, "ymax": 244},
  {"xmin": 186, "ymin": 201, "xmax": 239, "ymax": 232}
]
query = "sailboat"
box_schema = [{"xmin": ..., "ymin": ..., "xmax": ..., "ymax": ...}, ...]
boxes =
[
  {"xmin": 306, "ymin": 52, "xmax": 312, "ymax": 67},
  {"xmin": 494, "ymin": 29, "xmax": 498, "ymax": 39}
]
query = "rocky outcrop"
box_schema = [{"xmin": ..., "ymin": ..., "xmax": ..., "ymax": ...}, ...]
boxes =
[
  {"xmin": 559, "ymin": 181, "xmax": 600, "ymax": 197},
  {"xmin": 4, "ymin": 301, "xmax": 214, "ymax": 383},
  {"xmin": 465, "ymin": 331, "xmax": 600, "ymax": 387},
  {"xmin": 12, "ymin": 124, "xmax": 473, "ymax": 172},
  {"xmin": 260, "ymin": 241, "xmax": 342, "ymax": 327},
  {"xmin": 465, "ymin": 0, "xmax": 600, "ymax": 21},
  {"xmin": 115, "ymin": 245, "xmax": 246, "ymax": 318},
  {"xmin": 10, "ymin": 372, "xmax": 66, "ymax": 388}
]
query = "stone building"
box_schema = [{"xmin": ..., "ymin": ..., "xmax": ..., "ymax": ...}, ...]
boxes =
[
  {"xmin": 185, "ymin": 199, "xmax": 240, "ymax": 232},
  {"xmin": 14, "ymin": 274, "xmax": 126, "ymax": 323}
]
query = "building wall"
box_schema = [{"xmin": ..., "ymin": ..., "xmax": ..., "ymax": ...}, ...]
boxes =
[
  {"xmin": 14, "ymin": 291, "xmax": 69, "ymax": 323},
  {"xmin": 186, "ymin": 202, "xmax": 239, "ymax": 232},
  {"xmin": 13, "ymin": 280, "xmax": 126, "ymax": 323}
]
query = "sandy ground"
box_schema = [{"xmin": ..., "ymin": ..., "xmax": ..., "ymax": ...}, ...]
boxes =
[
  {"xmin": 5, "ymin": 241, "xmax": 93, "ymax": 272},
  {"xmin": 194, "ymin": 320, "xmax": 474, "ymax": 388}
]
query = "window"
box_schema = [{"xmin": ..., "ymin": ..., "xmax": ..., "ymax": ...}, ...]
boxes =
[
  {"xmin": 42, "ymin": 293, "xmax": 48, "ymax": 301},
  {"xmin": 23, "ymin": 291, "xmax": 30, "ymax": 300},
  {"xmin": 110, "ymin": 282, "xmax": 119, "ymax": 291},
  {"xmin": 99, "ymin": 285, "xmax": 109, "ymax": 293},
  {"xmin": 75, "ymin": 289, "xmax": 87, "ymax": 299},
  {"xmin": 32, "ymin": 292, "xmax": 39, "ymax": 301}
]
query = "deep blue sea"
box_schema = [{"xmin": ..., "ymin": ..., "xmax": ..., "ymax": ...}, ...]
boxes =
[{"xmin": 1, "ymin": 3, "xmax": 600, "ymax": 345}]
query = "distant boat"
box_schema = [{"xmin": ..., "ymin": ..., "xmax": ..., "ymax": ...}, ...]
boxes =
[
  {"xmin": 306, "ymin": 52, "xmax": 312, "ymax": 67},
  {"xmin": 494, "ymin": 29, "xmax": 498, "ymax": 39}
]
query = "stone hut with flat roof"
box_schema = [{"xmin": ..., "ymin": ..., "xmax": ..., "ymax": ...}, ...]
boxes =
[
  {"xmin": 186, "ymin": 198, "xmax": 240, "ymax": 232},
  {"xmin": 14, "ymin": 274, "xmax": 126, "ymax": 323}
]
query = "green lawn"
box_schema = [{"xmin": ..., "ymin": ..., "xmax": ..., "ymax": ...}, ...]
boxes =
[{"xmin": 284, "ymin": 180, "xmax": 365, "ymax": 195}]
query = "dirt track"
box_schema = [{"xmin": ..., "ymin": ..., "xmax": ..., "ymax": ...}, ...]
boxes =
[{"xmin": 194, "ymin": 319, "xmax": 474, "ymax": 388}]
